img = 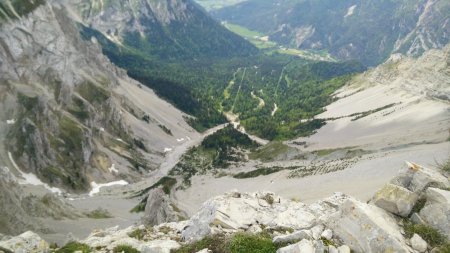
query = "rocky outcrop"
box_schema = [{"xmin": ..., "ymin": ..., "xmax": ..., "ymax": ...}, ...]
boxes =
[
  {"xmin": 180, "ymin": 191, "xmax": 343, "ymax": 241},
  {"xmin": 142, "ymin": 188, "xmax": 178, "ymax": 226},
  {"xmin": 0, "ymin": 167, "xmax": 40, "ymax": 235},
  {"xmin": 0, "ymin": 166, "xmax": 79, "ymax": 236},
  {"xmin": 419, "ymin": 188, "xmax": 450, "ymax": 239},
  {"xmin": 327, "ymin": 197, "xmax": 411, "ymax": 253},
  {"xmin": 82, "ymin": 225, "xmax": 182, "ymax": 253},
  {"xmin": 0, "ymin": 0, "xmax": 195, "ymax": 195},
  {"xmin": 0, "ymin": 231, "xmax": 49, "ymax": 253},
  {"xmin": 66, "ymin": 0, "xmax": 257, "ymax": 59}
]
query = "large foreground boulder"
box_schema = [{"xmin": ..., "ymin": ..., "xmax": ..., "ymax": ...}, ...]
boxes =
[
  {"xmin": 372, "ymin": 184, "xmax": 418, "ymax": 217},
  {"xmin": 327, "ymin": 197, "xmax": 411, "ymax": 253},
  {"xmin": 419, "ymin": 188, "xmax": 450, "ymax": 239},
  {"xmin": 0, "ymin": 231, "xmax": 49, "ymax": 253},
  {"xmin": 181, "ymin": 192, "xmax": 320, "ymax": 241},
  {"xmin": 391, "ymin": 162, "xmax": 450, "ymax": 193}
]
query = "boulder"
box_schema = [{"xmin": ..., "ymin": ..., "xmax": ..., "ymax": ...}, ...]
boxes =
[
  {"xmin": 311, "ymin": 224, "xmax": 324, "ymax": 240},
  {"xmin": 315, "ymin": 240, "xmax": 326, "ymax": 253},
  {"xmin": 337, "ymin": 245, "xmax": 351, "ymax": 253},
  {"xmin": 406, "ymin": 162, "xmax": 449, "ymax": 192},
  {"xmin": 327, "ymin": 197, "xmax": 411, "ymax": 253},
  {"xmin": 410, "ymin": 234, "xmax": 427, "ymax": 253},
  {"xmin": 372, "ymin": 184, "xmax": 418, "ymax": 217},
  {"xmin": 142, "ymin": 188, "xmax": 178, "ymax": 226},
  {"xmin": 272, "ymin": 230, "xmax": 312, "ymax": 244},
  {"xmin": 419, "ymin": 188, "xmax": 450, "ymax": 239},
  {"xmin": 0, "ymin": 231, "xmax": 49, "ymax": 253},
  {"xmin": 328, "ymin": 245, "xmax": 339, "ymax": 253},
  {"xmin": 276, "ymin": 239, "xmax": 314, "ymax": 253},
  {"xmin": 410, "ymin": 213, "xmax": 426, "ymax": 225},
  {"xmin": 321, "ymin": 229, "xmax": 333, "ymax": 240}
]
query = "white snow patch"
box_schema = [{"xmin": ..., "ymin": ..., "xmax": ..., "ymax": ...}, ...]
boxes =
[
  {"xmin": 177, "ymin": 138, "xmax": 185, "ymax": 142},
  {"xmin": 108, "ymin": 164, "xmax": 119, "ymax": 174},
  {"xmin": 89, "ymin": 180, "xmax": 128, "ymax": 197},
  {"xmin": 6, "ymin": 119, "xmax": 15, "ymax": 125},
  {"xmin": 8, "ymin": 152, "xmax": 63, "ymax": 195},
  {"xmin": 99, "ymin": 127, "xmax": 105, "ymax": 132},
  {"xmin": 164, "ymin": 148, "xmax": 173, "ymax": 153},
  {"xmin": 344, "ymin": 5, "xmax": 357, "ymax": 18}
]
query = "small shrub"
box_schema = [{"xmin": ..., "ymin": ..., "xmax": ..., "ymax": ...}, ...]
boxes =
[
  {"xmin": 262, "ymin": 194, "xmax": 274, "ymax": 205},
  {"xmin": 439, "ymin": 157, "xmax": 450, "ymax": 173},
  {"xmin": 321, "ymin": 237, "xmax": 336, "ymax": 247},
  {"xmin": 158, "ymin": 226, "xmax": 172, "ymax": 234},
  {"xmin": 130, "ymin": 201, "xmax": 146, "ymax": 213},
  {"xmin": 229, "ymin": 233, "xmax": 276, "ymax": 253},
  {"xmin": 128, "ymin": 228, "xmax": 146, "ymax": 240},
  {"xmin": 158, "ymin": 124, "xmax": 173, "ymax": 136},
  {"xmin": 113, "ymin": 245, "xmax": 140, "ymax": 253},
  {"xmin": 435, "ymin": 242, "xmax": 450, "ymax": 253},
  {"xmin": 173, "ymin": 234, "xmax": 228, "ymax": 253},
  {"xmin": 56, "ymin": 241, "xmax": 92, "ymax": 253},
  {"xmin": 84, "ymin": 208, "xmax": 113, "ymax": 219},
  {"xmin": 404, "ymin": 222, "xmax": 446, "ymax": 247}
]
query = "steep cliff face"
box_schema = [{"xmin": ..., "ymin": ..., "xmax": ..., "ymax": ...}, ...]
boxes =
[
  {"xmin": 213, "ymin": 0, "xmax": 450, "ymax": 66},
  {"xmin": 0, "ymin": 1, "xmax": 195, "ymax": 192},
  {"xmin": 66, "ymin": 0, "xmax": 257, "ymax": 60}
]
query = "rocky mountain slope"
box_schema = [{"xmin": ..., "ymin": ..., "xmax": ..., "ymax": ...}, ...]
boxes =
[
  {"xmin": 0, "ymin": 0, "xmax": 196, "ymax": 195},
  {"xmin": 291, "ymin": 44, "xmax": 450, "ymax": 151},
  {"xmin": 65, "ymin": 0, "xmax": 257, "ymax": 60},
  {"xmin": 1, "ymin": 162, "xmax": 449, "ymax": 252},
  {"xmin": 212, "ymin": 0, "xmax": 450, "ymax": 66}
]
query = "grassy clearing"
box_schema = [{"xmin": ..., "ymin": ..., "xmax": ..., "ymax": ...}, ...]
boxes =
[{"xmin": 249, "ymin": 141, "xmax": 290, "ymax": 162}]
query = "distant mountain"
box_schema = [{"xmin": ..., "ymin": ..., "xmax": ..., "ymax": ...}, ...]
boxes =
[
  {"xmin": 212, "ymin": 0, "xmax": 450, "ymax": 66},
  {"xmin": 68, "ymin": 0, "xmax": 257, "ymax": 60}
]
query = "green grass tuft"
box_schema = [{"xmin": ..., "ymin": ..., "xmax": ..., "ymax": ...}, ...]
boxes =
[
  {"xmin": 404, "ymin": 222, "xmax": 447, "ymax": 247},
  {"xmin": 229, "ymin": 233, "xmax": 276, "ymax": 253},
  {"xmin": 55, "ymin": 242, "xmax": 92, "ymax": 253}
]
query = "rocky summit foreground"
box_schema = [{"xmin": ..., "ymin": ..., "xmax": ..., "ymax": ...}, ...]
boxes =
[{"xmin": 1, "ymin": 161, "xmax": 449, "ymax": 253}]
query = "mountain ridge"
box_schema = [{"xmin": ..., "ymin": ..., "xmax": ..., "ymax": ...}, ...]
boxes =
[{"xmin": 212, "ymin": 0, "xmax": 450, "ymax": 66}]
